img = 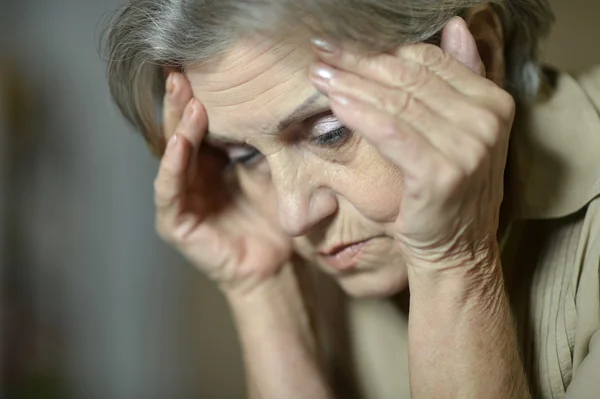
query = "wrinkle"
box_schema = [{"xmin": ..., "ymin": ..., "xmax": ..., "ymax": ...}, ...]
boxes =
[
  {"xmin": 271, "ymin": 152, "xmax": 311, "ymax": 234},
  {"xmin": 184, "ymin": 36, "xmax": 406, "ymax": 292},
  {"xmin": 215, "ymin": 67, "xmax": 307, "ymax": 108},
  {"xmin": 194, "ymin": 41, "xmax": 306, "ymax": 93}
]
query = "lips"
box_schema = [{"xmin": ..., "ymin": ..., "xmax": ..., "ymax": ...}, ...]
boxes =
[{"xmin": 319, "ymin": 240, "xmax": 369, "ymax": 271}]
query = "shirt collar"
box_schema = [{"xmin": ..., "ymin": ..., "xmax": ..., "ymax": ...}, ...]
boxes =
[{"xmin": 506, "ymin": 67, "xmax": 600, "ymax": 220}]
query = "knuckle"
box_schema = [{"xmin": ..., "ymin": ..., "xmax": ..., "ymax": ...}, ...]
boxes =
[
  {"xmin": 395, "ymin": 61, "xmax": 431, "ymax": 90},
  {"xmin": 379, "ymin": 117, "xmax": 402, "ymax": 141},
  {"xmin": 377, "ymin": 56, "xmax": 399, "ymax": 77},
  {"xmin": 407, "ymin": 44, "xmax": 448, "ymax": 71},
  {"xmin": 378, "ymin": 118, "xmax": 422, "ymax": 155},
  {"xmin": 386, "ymin": 90, "xmax": 414, "ymax": 116},
  {"xmin": 354, "ymin": 53, "xmax": 373, "ymax": 73},
  {"xmin": 368, "ymin": 85, "xmax": 389, "ymax": 109},
  {"xmin": 170, "ymin": 220, "xmax": 193, "ymax": 245},
  {"xmin": 465, "ymin": 139, "xmax": 490, "ymax": 174},
  {"xmin": 398, "ymin": 44, "xmax": 421, "ymax": 61},
  {"xmin": 473, "ymin": 109, "xmax": 503, "ymax": 145},
  {"xmin": 404, "ymin": 95, "xmax": 427, "ymax": 124},
  {"xmin": 437, "ymin": 164, "xmax": 466, "ymax": 195},
  {"xmin": 497, "ymin": 90, "xmax": 516, "ymax": 121},
  {"xmin": 421, "ymin": 45, "xmax": 446, "ymax": 66}
]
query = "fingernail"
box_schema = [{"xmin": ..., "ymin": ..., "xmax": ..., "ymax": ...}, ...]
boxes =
[
  {"xmin": 330, "ymin": 94, "xmax": 351, "ymax": 106},
  {"xmin": 184, "ymin": 99, "xmax": 196, "ymax": 121},
  {"xmin": 311, "ymin": 64, "xmax": 336, "ymax": 81},
  {"xmin": 311, "ymin": 38, "xmax": 338, "ymax": 54}
]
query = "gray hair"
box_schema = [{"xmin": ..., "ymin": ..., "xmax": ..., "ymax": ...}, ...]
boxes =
[{"xmin": 104, "ymin": 0, "xmax": 554, "ymax": 156}]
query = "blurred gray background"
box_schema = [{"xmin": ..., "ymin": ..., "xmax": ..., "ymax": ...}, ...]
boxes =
[{"xmin": 0, "ymin": 0, "xmax": 598, "ymax": 398}]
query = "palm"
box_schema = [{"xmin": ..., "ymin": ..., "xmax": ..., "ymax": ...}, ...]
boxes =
[{"xmin": 180, "ymin": 145, "xmax": 292, "ymax": 283}]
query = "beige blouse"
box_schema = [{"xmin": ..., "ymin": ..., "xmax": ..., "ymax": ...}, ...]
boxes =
[{"xmin": 347, "ymin": 67, "xmax": 600, "ymax": 399}]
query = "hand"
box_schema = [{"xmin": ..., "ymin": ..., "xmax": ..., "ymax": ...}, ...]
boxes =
[
  {"xmin": 154, "ymin": 73, "xmax": 293, "ymax": 295},
  {"xmin": 309, "ymin": 17, "xmax": 515, "ymax": 275}
]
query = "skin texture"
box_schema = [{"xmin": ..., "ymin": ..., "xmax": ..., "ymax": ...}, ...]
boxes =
[
  {"xmin": 184, "ymin": 36, "xmax": 409, "ymax": 297},
  {"xmin": 154, "ymin": 5, "xmax": 530, "ymax": 399}
]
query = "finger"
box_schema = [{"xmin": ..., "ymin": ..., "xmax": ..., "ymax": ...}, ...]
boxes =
[
  {"xmin": 310, "ymin": 62, "xmax": 475, "ymax": 126},
  {"xmin": 313, "ymin": 41, "xmax": 513, "ymax": 125},
  {"xmin": 311, "ymin": 55, "xmax": 511, "ymax": 148},
  {"xmin": 327, "ymin": 94, "xmax": 442, "ymax": 180},
  {"xmin": 176, "ymin": 98, "xmax": 208, "ymax": 150},
  {"xmin": 163, "ymin": 72, "xmax": 194, "ymax": 138},
  {"xmin": 411, "ymin": 110, "xmax": 490, "ymax": 176},
  {"xmin": 313, "ymin": 69, "xmax": 488, "ymax": 174},
  {"xmin": 154, "ymin": 99, "xmax": 207, "ymax": 214},
  {"xmin": 441, "ymin": 17, "xmax": 485, "ymax": 77},
  {"xmin": 393, "ymin": 42, "xmax": 514, "ymax": 121},
  {"xmin": 312, "ymin": 38, "xmax": 490, "ymax": 99},
  {"xmin": 154, "ymin": 133, "xmax": 190, "ymax": 214}
]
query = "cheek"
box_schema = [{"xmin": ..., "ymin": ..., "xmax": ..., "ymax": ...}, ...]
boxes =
[
  {"xmin": 237, "ymin": 141, "xmax": 403, "ymax": 229},
  {"xmin": 240, "ymin": 172, "xmax": 312, "ymax": 261},
  {"xmin": 338, "ymin": 144, "xmax": 403, "ymax": 223},
  {"xmin": 237, "ymin": 169, "xmax": 280, "ymax": 224}
]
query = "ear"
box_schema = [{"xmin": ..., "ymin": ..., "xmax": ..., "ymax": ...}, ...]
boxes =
[{"xmin": 463, "ymin": 5, "xmax": 506, "ymax": 87}]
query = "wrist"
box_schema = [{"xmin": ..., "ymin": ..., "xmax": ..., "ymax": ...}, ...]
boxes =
[
  {"xmin": 406, "ymin": 236, "xmax": 500, "ymax": 281},
  {"xmin": 223, "ymin": 263, "xmax": 314, "ymax": 337},
  {"xmin": 406, "ymin": 250, "xmax": 525, "ymax": 399},
  {"xmin": 406, "ymin": 244, "xmax": 505, "ymax": 308},
  {"xmin": 223, "ymin": 262, "xmax": 298, "ymax": 307},
  {"xmin": 222, "ymin": 262, "xmax": 334, "ymax": 399}
]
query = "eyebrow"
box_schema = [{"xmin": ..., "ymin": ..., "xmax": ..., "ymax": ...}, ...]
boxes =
[
  {"xmin": 207, "ymin": 92, "xmax": 324, "ymax": 145},
  {"xmin": 277, "ymin": 92, "xmax": 322, "ymax": 131}
]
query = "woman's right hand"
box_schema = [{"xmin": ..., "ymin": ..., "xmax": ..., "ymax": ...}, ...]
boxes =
[
  {"xmin": 154, "ymin": 72, "xmax": 294, "ymax": 295},
  {"xmin": 156, "ymin": 74, "xmax": 334, "ymax": 399}
]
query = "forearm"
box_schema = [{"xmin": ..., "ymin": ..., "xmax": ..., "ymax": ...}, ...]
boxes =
[
  {"xmin": 226, "ymin": 265, "xmax": 334, "ymax": 399},
  {"xmin": 407, "ymin": 255, "xmax": 530, "ymax": 399}
]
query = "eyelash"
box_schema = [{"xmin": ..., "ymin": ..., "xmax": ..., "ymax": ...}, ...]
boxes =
[
  {"xmin": 312, "ymin": 126, "xmax": 352, "ymax": 147},
  {"xmin": 227, "ymin": 125, "xmax": 352, "ymax": 169},
  {"xmin": 226, "ymin": 150, "xmax": 263, "ymax": 169}
]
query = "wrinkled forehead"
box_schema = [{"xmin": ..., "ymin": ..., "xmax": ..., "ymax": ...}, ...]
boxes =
[{"xmin": 185, "ymin": 35, "xmax": 328, "ymax": 143}]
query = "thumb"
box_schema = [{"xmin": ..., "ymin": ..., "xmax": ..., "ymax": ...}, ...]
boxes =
[{"xmin": 441, "ymin": 17, "xmax": 485, "ymax": 76}]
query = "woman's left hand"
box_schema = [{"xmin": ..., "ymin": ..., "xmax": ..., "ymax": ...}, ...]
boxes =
[{"xmin": 309, "ymin": 17, "xmax": 515, "ymax": 278}]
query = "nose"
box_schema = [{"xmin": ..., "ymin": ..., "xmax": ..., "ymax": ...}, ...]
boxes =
[{"xmin": 270, "ymin": 157, "xmax": 337, "ymax": 237}]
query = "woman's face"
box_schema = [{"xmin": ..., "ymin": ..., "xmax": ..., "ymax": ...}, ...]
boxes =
[{"xmin": 187, "ymin": 36, "xmax": 408, "ymax": 297}]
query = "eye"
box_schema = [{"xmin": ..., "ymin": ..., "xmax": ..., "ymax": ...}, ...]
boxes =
[
  {"xmin": 310, "ymin": 114, "xmax": 352, "ymax": 147},
  {"xmin": 226, "ymin": 146, "xmax": 264, "ymax": 169},
  {"xmin": 312, "ymin": 126, "xmax": 352, "ymax": 146}
]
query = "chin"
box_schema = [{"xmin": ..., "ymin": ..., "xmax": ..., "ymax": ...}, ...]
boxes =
[{"xmin": 337, "ymin": 266, "xmax": 409, "ymax": 298}]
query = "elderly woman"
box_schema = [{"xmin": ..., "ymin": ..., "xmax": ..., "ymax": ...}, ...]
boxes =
[{"xmin": 105, "ymin": 0, "xmax": 600, "ymax": 398}]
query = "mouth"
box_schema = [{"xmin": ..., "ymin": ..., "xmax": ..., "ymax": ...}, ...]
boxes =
[{"xmin": 319, "ymin": 239, "xmax": 370, "ymax": 272}]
